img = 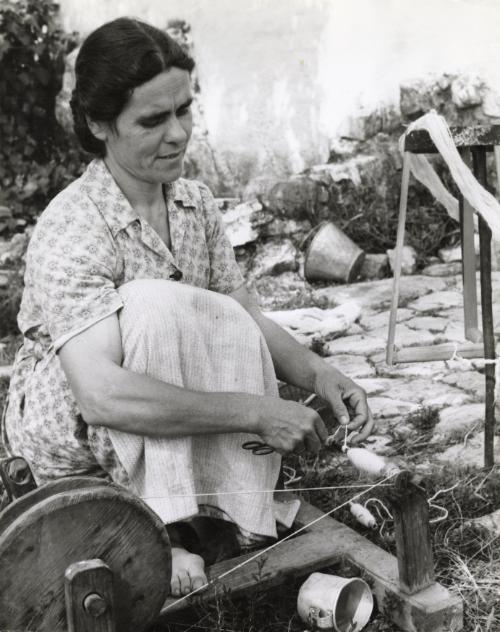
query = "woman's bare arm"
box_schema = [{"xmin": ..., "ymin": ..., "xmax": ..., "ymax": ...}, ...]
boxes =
[
  {"xmin": 229, "ymin": 286, "xmax": 374, "ymax": 443},
  {"xmin": 58, "ymin": 312, "xmax": 327, "ymax": 453}
]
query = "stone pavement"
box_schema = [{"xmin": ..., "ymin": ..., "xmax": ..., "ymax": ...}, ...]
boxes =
[{"xmin": 262, "ymin": 266, "xmax": 500, "ymax": 472}]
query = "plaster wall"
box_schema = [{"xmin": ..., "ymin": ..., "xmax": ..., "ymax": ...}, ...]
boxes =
[{"xmin": 59, "ymin": 0, "xmax": 500, "ymax": 184}]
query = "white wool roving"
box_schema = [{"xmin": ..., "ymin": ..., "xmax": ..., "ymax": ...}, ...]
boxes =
[{"xmin": 399, "ymin": 110, "xmax": 500, "ymax": 240}]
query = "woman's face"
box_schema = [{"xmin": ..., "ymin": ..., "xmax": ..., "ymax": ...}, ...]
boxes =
[{"xmin": 97, "ymin": 67, "xmax": 193, "ymax": 185}]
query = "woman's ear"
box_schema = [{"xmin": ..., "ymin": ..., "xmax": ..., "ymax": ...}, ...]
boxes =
[{"xmin": 86, "ymin": 116, "xmax": 109, "ymax": 142}]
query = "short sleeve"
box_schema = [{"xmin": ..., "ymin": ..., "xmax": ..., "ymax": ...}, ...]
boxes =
[
  {"xmin": 198, "ymin": 183, "xmax": 245, "ymax": 294},
  {"xmin": 21, "ymin": 202, "xmax": 123, "ymax": 351}
]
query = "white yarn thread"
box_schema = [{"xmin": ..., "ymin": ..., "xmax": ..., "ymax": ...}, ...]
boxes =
[
  {"xmin": 161, "ymin": 472, "xmax": 397, "ymax": 613},
  {"xmin": 400, "ymin": 110, "xmax": 500, "ymax": 239}
]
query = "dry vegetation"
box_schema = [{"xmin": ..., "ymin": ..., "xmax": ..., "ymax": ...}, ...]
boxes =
[{"xmin": 149, "ymin": 404, "xmax": 500, "ymax": 632}]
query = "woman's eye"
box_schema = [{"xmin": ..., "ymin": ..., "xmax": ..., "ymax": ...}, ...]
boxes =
[
  {"xmin": 177, "ymin": 106, "xmax": 191, "ymax": 117},
  {"xmin": 141, "ymin": 117, "xmax": 163, "ymax": 128}
]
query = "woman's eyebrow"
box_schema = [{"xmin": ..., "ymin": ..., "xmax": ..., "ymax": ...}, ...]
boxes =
[{"xmin": 139, "ymin": 97, "xmax": 194, "ymax": 119}]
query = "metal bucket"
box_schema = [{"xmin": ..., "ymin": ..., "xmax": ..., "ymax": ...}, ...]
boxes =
[
  {"xmin": 304, "ymin": 222, "xmax": 365, "ymax": 283},
  {"xmin": 297, "ymin": 572, "xmax": 373, "ymax": 632}
]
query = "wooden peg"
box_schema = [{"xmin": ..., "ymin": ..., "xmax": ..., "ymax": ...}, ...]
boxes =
[
  {"xmin": 0, "ymin": 456, "xmax": 37, "ymax": 502},
  {"xmin": 389, "ymin": 479, "xmax": 434, "ymax": 595},
  {"xmin": 65, "ymin": 559, "xmax": 116, "ymax": 632}
]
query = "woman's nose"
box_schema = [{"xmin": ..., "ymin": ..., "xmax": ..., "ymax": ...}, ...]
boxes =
[{"xmin": 163, "ymin": 116, "xmax": 189, "ymax": 145}]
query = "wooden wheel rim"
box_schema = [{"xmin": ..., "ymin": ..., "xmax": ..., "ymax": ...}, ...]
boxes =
[{"xmin": 0, "ymin": 476, "xmax": 112, "ymax": 536}]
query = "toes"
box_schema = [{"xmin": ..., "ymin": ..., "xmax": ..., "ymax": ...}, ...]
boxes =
[
  {"xmin": 191, "ymin": 573, "xmax": 207, "ymax": 591},
  {"xmin": 178, "ymin": 570, "xmax": 192, "ymax": 595},
  {"xmin": 170, "ymin": 574, "xmax": 181, "ymax": 597}
]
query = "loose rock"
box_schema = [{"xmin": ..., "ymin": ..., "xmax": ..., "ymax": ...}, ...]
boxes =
[
  {"xmin": 422, "ymin": 262, "xmax": 462, "ymax": 277},
  {"xmin": 264, "ymin": 302, "xmax": 360, "ymax": 337},
  {"xmin": 222, "ymin": 201, "xmax": 272, "ymax": 247},
  {"xmin": 359, "ymin": 253, "xmax": 389, "ymax": 280},
  {"xmin": 450, "ymin": 76, "xmax": 484, "ymax": 108},
  {"xmin": 267, "ymin": 176, "xmax": 329, "ymax": 221},
  {"xmin": 250, "ymin": 240, "xmax": 298, "ymax": 278},
  {"xmin": 386, "ymin": 245, "xmax": 418, "ymax": 275}
]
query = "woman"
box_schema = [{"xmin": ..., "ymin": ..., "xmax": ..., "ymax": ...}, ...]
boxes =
[{"xmin": 3, "ymin": 17, "xmax": 374, "ymax": 597}]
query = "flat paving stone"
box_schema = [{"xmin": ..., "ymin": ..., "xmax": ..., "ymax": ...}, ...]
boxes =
[
  {"xmin": 369, "ymin": 396, "xmax": 419, "ymax": 418},
  {"xmin": 435, "ymin": 307, "xmax": 464, "ymax": 321},
  {"xmin": 372, "ymin": 323, "xmax": 437, "ymax": 348},
  {"xmin": 436, "ymin": 434, "xmax": 500, "ymax": 468},
  {"xmin": 390, "ymin": 379, "xmax": 469, "ymax": 405},
  {"xmin": 422, "ymin": 390, "xmax": 472, "ymax": 408},
  {"xmin": 439, "ymin": 321, "xmax": 468, "ymax": 343},
  {"xmin": 374, "ymin": 359, "xmax": 449, "ymax": 379},
  {"xmin": 312, "ymin": 275, "xmax": 447, "ymax": 311},
  {"xmin": 323, "ymin": 354, "xmax": 375, "ymax": 378},
  {"xmin": 325, "ymin": 334, "xmax": 386, "ymax": 357},
  {"xmin": 431, "ymin": 403, "xmax": 484, "ymax": 442},
  {"xmin": 405, "ymin": 316, "xmax": 448, "ymax": 333},
  {"xmin": 439, "ymin": 370, "xmax": 485, "ymax": 400},
  {"xmin": 407, "ymin": 290, "xmax": 464, "ymax": 312},
  {"xmin": 359, "ymin": 308, "xmax": 413, "ymax": 332},
  {"xmin": 355, "ymin": 377, "xmax": 405, "ymax": 396}
]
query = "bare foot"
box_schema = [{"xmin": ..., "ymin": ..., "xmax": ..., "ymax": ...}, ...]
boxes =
[{"xmin": 170, "ymin": 546, "xmax": 207, "ymax": 597}]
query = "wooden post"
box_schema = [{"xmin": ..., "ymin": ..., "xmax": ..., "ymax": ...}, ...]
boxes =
[
  {"xmin": 390, "ymin": 475, "xmax": 434, "ymax": 595},
  {"xmin": 459, "ymin": 148, "xmax": 481, "ymax": 343},
  {"xmin": 387, "ymin": 152, "xmax": 411, "ymax": 365},
  {"xmin": 472, "ymin": 147, "xmax": 496, "ymax": 468},
  {"xmin": 65, "ymin": 559, "xmax": 116, "ymax": 632}
]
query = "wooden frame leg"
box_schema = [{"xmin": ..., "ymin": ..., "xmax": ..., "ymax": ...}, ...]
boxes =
[
  {"xmin": 472, "ymin": 147, "xmax": 496, "ymax": 468},
  {"xmin": 387, "ymin": 152, "xmax": 411, "ymax": 365},
  {"xmin": 459, "ymin": 148, "xmax": 481, "ymax": 343},
  {"xmin": 390, "ymin": 476, "xmax": 434, "ymax": 595}
]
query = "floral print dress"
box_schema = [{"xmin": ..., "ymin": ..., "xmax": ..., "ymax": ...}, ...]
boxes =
[{"xmin": 3, "ymin": 159, "xmax": 245, "ymax": 484}]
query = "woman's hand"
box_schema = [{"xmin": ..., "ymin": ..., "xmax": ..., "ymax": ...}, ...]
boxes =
[
  {"xmin": 313, "ymin": 365, "xmax": 374, "ymax": 444},
  {"xmin": 254, "ymin": 396, "xmax": 329, "ymax": 455}
]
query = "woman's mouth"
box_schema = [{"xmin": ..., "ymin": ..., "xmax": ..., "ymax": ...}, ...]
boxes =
[{"xmin": 158, "ymin": 150, "xmax": 183, "ymax": 160}]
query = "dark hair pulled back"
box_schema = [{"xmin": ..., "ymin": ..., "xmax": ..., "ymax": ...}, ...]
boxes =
[{"xmin": 70, "ymin": 17, "xmax": 195, "ymax": 157}]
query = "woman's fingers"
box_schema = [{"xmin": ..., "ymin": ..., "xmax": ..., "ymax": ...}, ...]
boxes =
[
  {"xmin": 349, "ymin": 411, "xmax": 375, "ymax": 444},
  {"xmin": 314, "ymin": 368, "xmax": 374, "ymax": 443},
  {"xmin": 259, "ymin": 399, "xmax": 327, "ymax": 455}
]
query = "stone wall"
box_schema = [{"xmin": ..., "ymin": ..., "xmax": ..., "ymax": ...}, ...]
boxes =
[{"xmin": 219, "ymin": 73, "xmax": 500, "ymax": 305}]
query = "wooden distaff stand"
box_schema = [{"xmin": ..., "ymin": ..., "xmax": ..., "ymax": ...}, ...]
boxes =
[
  {"xmin": 387, "ymin": 125, "xmax": 500, "ymax": 468},
  {"xmin": 0, "ymin": 457, "xmax": 463, "ymax": 632}
]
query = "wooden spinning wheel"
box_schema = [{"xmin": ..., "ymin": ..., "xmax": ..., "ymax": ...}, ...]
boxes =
[{"xmin": 0, "ymin": 473, "xmax": 171, "ymax": 632}]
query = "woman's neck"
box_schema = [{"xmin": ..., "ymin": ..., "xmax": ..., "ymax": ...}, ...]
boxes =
[{"xmin": 103, "ymin": 155, "xmax": 164, "ymax": 213}]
